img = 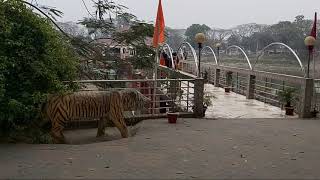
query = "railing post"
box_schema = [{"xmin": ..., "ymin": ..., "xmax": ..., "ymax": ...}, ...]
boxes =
[
  {"xmin": 246, "ymin": 74, "xmax": 256, "ymax": 99},
  {"xmin": 169, "ymin": 79, "xmax": 178, "ymax": 101},
  {"xmin": 300, "ymin": 78, "xmax": 314, "ymax": 118},
  {"xmin": 205, "ymin": 68, "xmax": 210, "ymax": 83},
  {"xmin": 226, "ymin": 71, "xmax": 233, "ymax": 88},
  {"xmin": 194, "ymin": 78, "xmax": 205, "ymax": 117},
  {"xmin": 236, "ymin": 72, "xmax": 239, "ymax": 93},
  {"xmin": 214, "ymin": 68, "xmax": 220, "ymax": 87}
]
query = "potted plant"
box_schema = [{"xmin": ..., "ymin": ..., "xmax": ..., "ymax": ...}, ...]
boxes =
[
  {"xmin": 193, "ymin": 91, "xmax": 216, "ymax": 115},
  {"xmin": 203, "ymin": 92, "xmax": 215, "ymax": 115},
  {"xmin": 277, "ymin": 87, "xmax": 296, "ymax": 116},
  {"xmin": 311, "ymin": 108, "xmax": 319, "ymax": 118},
  {"xmin": 167, "ymin": 105, "xmax": 179, "ymax": 124},
  {"xmin": 225, "ymin": 71, "xmax": 233, "ymax": 93}
]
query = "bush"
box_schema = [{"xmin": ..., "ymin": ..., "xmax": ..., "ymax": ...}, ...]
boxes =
[
  {"xmin": 0, "ymin": 0, "xmax": 78, "ymax": 140},
  {"xmin": 277, "ymin": 87, "xmax": 296, "ymax": 107}
]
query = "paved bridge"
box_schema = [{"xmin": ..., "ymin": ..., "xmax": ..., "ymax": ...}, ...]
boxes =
[
  {"xmin": 74, "ymin": 42, "xmax": 319, "ymax": 120},
  {"xmin": 158, "ymin": 42, "xmax": 320, "ymax": 118}
]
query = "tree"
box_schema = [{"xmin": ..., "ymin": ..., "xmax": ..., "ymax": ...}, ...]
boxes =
[
  {"xmin": 115, "ymin": 22, "xmax": 155, "ymax": 70},
  {"xmin": 227, "ymin": 33, "xmax": 241, "ymax": 46},
  {"xmin": 0, "ymin": 0, "xmax": 78, "ymax": 138},
  {"xmin": 232, "ymin": 23, "xmax": 267, "ymax": 38},
  {"xmin": 223, "ymin": 15, "xmax": 319, "ymax": 56},
  {"xmin": 57, "ymin": 22, "xmax": 88, "ymax": 37},
  {"xmin": 235, "ymin": 31, "xmax": 274, "ymax": 53},
  {"xmin": 294, "ymin": 15, "xmax": 313, "ymax": 37},
  {"xmin": 185, "ymin": 24, "xmax": 211, "ymax": 48},
  {"xmin": 77, "ymin": 0, "xmax": 156, "ymax": 80},
  {"xmin": 204, "ymin": 28, "xmax": 231, "ymax": 47}
]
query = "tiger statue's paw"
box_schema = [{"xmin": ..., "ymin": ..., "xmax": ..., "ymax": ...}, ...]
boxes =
[
  {"xmin": 50, "ymin": 132, "xmax": 66, "ymax": 144},
  {"xmin": 121, "ymin": 130, "xmax": 129, "ymax": 138},
  {"xmin": 96, "ymin": 131, "xmax": 105, "ymax": 138}
]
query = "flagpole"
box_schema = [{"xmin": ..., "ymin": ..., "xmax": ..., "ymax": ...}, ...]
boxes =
[
  {"xmin": 313, "ymin": 12, "xmax": 317, "ymax": 79},
  {"xmin": 154, "ymin": 48, "xmax": 159, "ymax": 80},
  {"xmin": 152, "ymin": 47, "xmax": 159, "ymax": 115},
  {"xmin": 152, "ymin": 0, "xmax": 164, "ymax": 115},
  {"xmin": 313, "ymin": 52, "xmax": 315, "ymax": 78},
  {"xmin": 152, "ymin": 16, "xmax": 160, "ymax": 115}
]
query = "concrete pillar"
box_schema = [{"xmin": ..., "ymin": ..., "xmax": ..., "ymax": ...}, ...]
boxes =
[
  {"xmin": 214, "ymin": 68, "xmax": 221, "ymax": 87},
  {"xmin": 246, "ymin": 75, "xmax": 256, "ymax": 99},
  {"xmin": 194, "ymin": 78, "xmax": 205, "ymax": 117},
  {"xmin": 300, "ymin": 78, "xmax": 314, "ymax": 118}
]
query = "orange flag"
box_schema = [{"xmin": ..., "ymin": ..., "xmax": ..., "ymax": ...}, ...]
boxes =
[{"xmin": 153, "ymin": 0, "xmax": 165, "ymax": 48}]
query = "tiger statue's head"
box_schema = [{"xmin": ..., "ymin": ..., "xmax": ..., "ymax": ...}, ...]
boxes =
[{"xmin": 120, "ymin": 89, "xmax": 151, "ymax": 111}]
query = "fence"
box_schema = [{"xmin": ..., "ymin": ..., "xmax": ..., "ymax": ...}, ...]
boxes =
[
  {"xmin": 181, "ymin": 61, "xmax": 314, "ymax": 118},
  {"xmin": 68, "ymin": 77, "xmax": 204, "ymax": 120},
  {"xmin": 313, "ymin": 79, "xmax": 320, "ymax": 113}
]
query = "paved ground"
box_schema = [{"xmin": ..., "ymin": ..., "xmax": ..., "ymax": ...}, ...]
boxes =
[
  {"xmin": 1, "ymin": 118, "xmax": 320, "ymax": 179},
  {"xmin": 205, "ymin": 84, "xmax": 298, "ymax": 119}
]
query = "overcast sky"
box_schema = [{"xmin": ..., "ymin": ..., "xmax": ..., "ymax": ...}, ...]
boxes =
[{"xmin": 33, "ymin": 0, "xmax": 320, "ymax": 29}]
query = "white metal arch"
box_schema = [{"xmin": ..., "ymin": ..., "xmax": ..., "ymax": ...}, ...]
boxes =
[
  {"xmin": 226, "ymin": 45, "xmax": 253, "ymax": 70},
  {"xmin": 254, "ymin": 42, "xmax": 306, "ymax": 76},
  {"xmin": 201, "ymin": 46, "xmax": 218, "ymax": 65},
  {"xmin": 160, "ymin": 43, "xmax": 175, "ymax": 69},
  {"xmin": 177, "ymin": 42, "xmax": 199, "ymax": 76}
]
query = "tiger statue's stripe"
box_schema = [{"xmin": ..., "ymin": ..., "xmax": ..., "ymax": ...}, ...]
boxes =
[{"xmin": 42, "ymin": 89, "xmax": 150, "ymax": 144}]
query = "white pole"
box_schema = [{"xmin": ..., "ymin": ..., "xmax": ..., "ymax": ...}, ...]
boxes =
[
  {"xmin": 152, "ymin": 0, "xmax": 162, "ymax": 114},
  {"xmin": 154, "ymin": 49, "xmax": 159, "ymax": 80},
  {"xmin": 152, "ymin": 48, "xmax": 159, "ymax": 114}
]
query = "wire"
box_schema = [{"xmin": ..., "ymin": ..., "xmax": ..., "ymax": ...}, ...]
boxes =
[{"xmin": 81, "ymin": 0, "xmax": 96, "ymax": 19}]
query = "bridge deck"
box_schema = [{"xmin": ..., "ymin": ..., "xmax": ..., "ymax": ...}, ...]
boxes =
[{"xmin": 205, "ymin": 84, "xmax": 298, "ymax": 119}]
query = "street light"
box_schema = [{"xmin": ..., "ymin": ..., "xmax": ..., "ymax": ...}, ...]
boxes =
[
  {"xmin": 304, "ymin": 36, "xmax": 317, "ymax": 78},
  {"xmin": 215, "ymin": 43, "xmax": 222, "ymax": 63},
  {"xmin": 195, "ymin": 33, "xmax": 206, "ymax": 77}
]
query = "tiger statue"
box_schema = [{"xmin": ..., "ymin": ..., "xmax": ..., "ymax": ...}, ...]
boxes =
[{"xmin": 42, "ymin": 89, "xmax": 151, "ymax": 144}]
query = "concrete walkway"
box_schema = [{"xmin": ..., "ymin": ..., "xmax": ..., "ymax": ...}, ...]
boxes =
[
  {"xmin": 1, "ymin": 118, "xmax": 320, "ymax": 179},
  {"xmin": 204, "ymin": 84, "xmax": 298, "ymax": 119}
]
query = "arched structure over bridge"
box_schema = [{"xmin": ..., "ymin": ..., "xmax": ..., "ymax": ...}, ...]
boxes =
[
  {"xmin": 177, "ymin": 42, "xmax": 199, "ymax": 76},
  {"xmin": 254, "ymin": 42, "xmax": 306, "ymax": 77},
  {"xmin": 201, "ymin": 46, "xmax": 218, "ymax": 65},
  {"xmin": 160, "ymin": 43, "xmax": 175, "ymax": 69},
  {"xmin": 225, "ymin": 45, "xmax": 253, "ymax": 70}
]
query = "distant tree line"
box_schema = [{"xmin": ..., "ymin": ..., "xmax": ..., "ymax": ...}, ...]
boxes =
[{"xmin": 166, "ymin": 15, "xmax": 319, "ymax": 59}]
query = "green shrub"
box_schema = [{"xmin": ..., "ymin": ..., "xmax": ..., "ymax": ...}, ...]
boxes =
[
  {"xmin": 0, "ymin": 0, "xmax": 78, "ymax": 140},
  {"xmin": 277, "ymin": 87, "xmax": 296, "ymax": 107}
]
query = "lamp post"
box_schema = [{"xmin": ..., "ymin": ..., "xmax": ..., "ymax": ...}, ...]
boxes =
[
  {"xmin": 215, "ymin": 43, "xmax": 222, "ymax": 63},
  {"xmin": 195, "ymin": 33, "xmax": 206, "ymax": 77},
  {"xmin": 304, "ymin": 36, "xmax": 317, "ymax": 78}
]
